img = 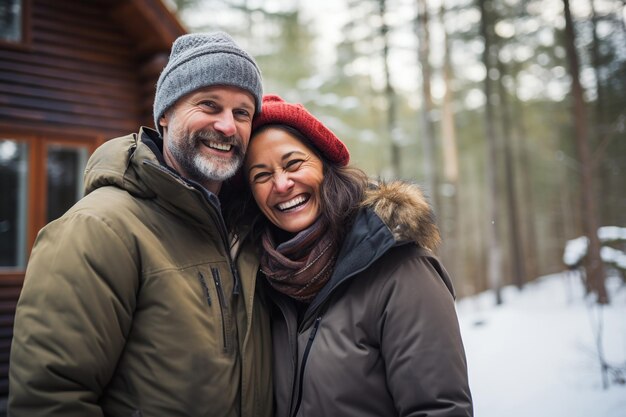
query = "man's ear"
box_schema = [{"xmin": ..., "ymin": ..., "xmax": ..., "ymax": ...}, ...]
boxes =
[{"xmin": 159, "ymin": 113, "xmax": 168, "ymax": 128}]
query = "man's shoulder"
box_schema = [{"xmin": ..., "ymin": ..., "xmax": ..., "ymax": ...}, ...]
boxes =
[
  {"xmin": 62, "ymin": 186, "xmax": 151, "ymax": 228},
  {"xmin": 35, "ymin": 187, "xmax": 157, "ymax": 255}
]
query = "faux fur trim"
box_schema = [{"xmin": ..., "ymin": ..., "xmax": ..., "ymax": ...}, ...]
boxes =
[{"xmin": 361, "ymin": 181, "xmax": 441, "ymax": 251}]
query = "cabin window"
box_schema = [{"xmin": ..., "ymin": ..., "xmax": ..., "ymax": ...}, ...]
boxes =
[
  {"xmin": 46, "ymin": 144, "xmax": 89, "ymax": 222},
  {"xmin": 0, "ymin": 0, "xmax": 23, "ymax": 43},
  {"xmin": 0, "ymin": 136, "xmax": 92, "ymax": 271},
  {"xmin": 0, "ymin": 139, "xmax": 29, "ymax": 269}
]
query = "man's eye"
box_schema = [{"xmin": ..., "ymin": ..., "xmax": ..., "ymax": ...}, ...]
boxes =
[
  {"xmin": 200, "ymin": 101, "xmax": 217, "ymax": 109},
  {"xmin": 285, "ymin": 160, "xmax": 304, "ymax": 171},
  {"xmin": 252, "ymin": 172, "xmax": 272, "ymax": 183},
  {"xmin": 234, "ymin": 109, "xmax": 251, "ymax": 119}
]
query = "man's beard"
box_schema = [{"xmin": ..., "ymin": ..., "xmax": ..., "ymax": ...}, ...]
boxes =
[{"xmin": 167, "ymin": 128, "xmax": 245, "ymax": 185}]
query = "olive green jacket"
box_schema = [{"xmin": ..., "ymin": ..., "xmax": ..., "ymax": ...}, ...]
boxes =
[{"xmin": 9, "ymin": 128, "xmax": 273, "ymax": 417}]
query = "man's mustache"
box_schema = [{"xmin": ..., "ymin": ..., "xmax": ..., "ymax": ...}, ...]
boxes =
[{"xmin": 191, "ymin": 130, "xmax": 244, "ymax": 157}]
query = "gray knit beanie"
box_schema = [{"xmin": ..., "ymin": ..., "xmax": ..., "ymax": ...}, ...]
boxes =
[{"xmin": 153, "ymin": 31, "xmax": 263, "ymax": 133}]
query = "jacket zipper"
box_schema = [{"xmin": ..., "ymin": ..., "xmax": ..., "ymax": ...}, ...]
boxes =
[
  {"xmin": 212, "ymin": 267, "xmax": 233, "ymax": 353},
  {"xmin": 290, "ymin": 316, "xmax": 322, "ymax": 417},
  {"xmin": 208, "ymin": 198, "xmax": 241, "ymax": 297}
]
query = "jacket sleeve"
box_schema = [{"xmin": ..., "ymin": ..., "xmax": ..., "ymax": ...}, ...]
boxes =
[
  {"xmin": 376, "ymin": 247, "xmax": 473, "ymax": 417},
  {"xmin": 9, "ymin": 212, "xmax": 139, "ymax": 417}
]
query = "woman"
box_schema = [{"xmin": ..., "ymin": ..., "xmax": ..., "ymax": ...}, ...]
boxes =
[{"xmin": 227, "ymin": 95, "xmax": 473, "ymax": 417}]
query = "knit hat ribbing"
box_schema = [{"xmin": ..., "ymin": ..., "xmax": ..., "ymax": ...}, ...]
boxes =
[
  {"xmin": 252, "ymin": 95, "xmax": 350, "ymax": 166},
  {"xmin": 153, "ymin": 32, "xmax": 263, "ymax": 133}
]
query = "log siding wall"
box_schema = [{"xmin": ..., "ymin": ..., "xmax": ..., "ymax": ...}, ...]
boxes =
[{"xmin": 0, "ymin": 0, "xmax": 144, "ymax": 138}]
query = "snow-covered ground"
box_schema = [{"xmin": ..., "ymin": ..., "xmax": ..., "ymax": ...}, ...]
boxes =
[{"xmin": 457, "ymin": 272, "xmax": 626, "ymax": 417}]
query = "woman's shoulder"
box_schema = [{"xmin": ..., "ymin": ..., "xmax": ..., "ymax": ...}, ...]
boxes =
[{"xmin": 351, "ymin": 244, "xmax": 456, "ymax": 306}]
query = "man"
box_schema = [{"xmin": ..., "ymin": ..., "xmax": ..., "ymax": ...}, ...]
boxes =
[{"xmin": 8, "ymin": 32, "xmax": 272, "ymax": 417}]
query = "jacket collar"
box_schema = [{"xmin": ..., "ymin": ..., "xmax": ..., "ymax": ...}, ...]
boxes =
[
  {"xmin": 304, "ymin": 181, "xmax": 441, "ymax": 321},
  {"xmin": 304, "ymin": 207, "xmax": 395, "ymax": 317}
]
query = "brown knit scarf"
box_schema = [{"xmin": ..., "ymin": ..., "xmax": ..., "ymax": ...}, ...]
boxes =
[{"xmin": 260, "ymin": 217, "xmax": 338, "ymax": 302}]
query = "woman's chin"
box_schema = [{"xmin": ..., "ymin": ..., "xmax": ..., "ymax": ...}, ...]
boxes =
[
  {"xmin": 274, "ymin": 213, "xmax": 318, "ymax": 234},
  {"xmin": 271, "ymin": 201, "xmax": 320, "ymax": 233}
]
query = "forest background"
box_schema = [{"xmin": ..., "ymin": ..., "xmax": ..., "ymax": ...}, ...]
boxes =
[{"xmin": 171, "ymin": 0, "xmax": 625, "ymax": 301}]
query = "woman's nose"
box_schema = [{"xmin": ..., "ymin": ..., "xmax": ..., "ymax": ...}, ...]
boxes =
[{"xmin": 273, "ymin": 172, "xmax": 293, "ymax": 193}]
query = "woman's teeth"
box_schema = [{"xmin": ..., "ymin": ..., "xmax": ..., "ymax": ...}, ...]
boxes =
[{"xmin": 277, "ymin": 195, "xmax": 307, "ymax": 211}]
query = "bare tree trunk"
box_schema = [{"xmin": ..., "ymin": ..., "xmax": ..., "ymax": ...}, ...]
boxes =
[
  {"xmin": 479, "ymin": 0, "xmax": 503, "ymax": 304},
  {"xmin": 511, "ymin": 83, "xmax": 539, "ymax": 281},
  {"xmin": 562, "ymin": 0, "xmax": 608, "ymax": 304},
  {"xmin": 590, "ymin": 0, "xmax": 604, "ymax": 128},
  {"xmin": 415, "ymin": 0, "xmax": 439, "ymax": 209},
  {"xmin": 439, "ymin": 1, "xmax": 459, "ymax": 189},
  {"xmin": 438, "ymin": 0, "xmax": 462, "ymax": 290},
  {"xmin": 589, "ymin": 0, "xmax": 611, "ymax": 225},
  {"xmin": 378, "ymin": 0, "xmax": 400, "ymax": 178},
  {"xmin": 496, "ymin": 52, "xmax": 526, "ymax": 289},
  {"xmin": 621, "ymin": 0, "xmax": 626, "ymax": 34}
]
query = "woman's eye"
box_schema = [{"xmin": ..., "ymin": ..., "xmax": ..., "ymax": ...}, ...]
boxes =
[
  {"xmin": 252, "ymin": 172, "xmax": 271, "ymax": 183},
  {"xmin": 285, "ymin": 159, "xmax": 304, "ymax": 171}
]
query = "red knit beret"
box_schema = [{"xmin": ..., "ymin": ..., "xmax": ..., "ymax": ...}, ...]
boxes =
[{"xmin": 252, "ymin": 94, "xmax": 350, "ymax": 166}]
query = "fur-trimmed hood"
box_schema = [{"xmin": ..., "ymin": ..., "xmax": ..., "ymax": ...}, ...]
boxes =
[{"xmin": 361, "ymin": 181, "xmax": 441, "ymax": 251}]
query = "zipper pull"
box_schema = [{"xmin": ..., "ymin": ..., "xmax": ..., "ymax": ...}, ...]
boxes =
[{"xmin": 231, "ymin": 265, "xmax": 241, "ymax": 296}]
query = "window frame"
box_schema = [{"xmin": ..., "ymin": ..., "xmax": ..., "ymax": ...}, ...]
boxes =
[
  {"xmin": 0, "ymin": 0, "xmax": 32, "ymax": 50},
  {"xmin": 44, "ymin": 140, "xmax": 92, "ymax": 223}
]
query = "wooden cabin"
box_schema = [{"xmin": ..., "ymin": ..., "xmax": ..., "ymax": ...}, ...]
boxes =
[{"xmin": 0, "ymin": 0, "xmax": 186, "ymax": 399}]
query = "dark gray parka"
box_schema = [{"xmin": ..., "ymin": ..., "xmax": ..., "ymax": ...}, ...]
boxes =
[{"xmin": 266, "ymin": 181, "xmax": 473, "ymax": 417}]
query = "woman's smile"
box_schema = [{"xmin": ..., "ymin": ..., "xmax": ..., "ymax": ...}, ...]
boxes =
[{"xmin": 276, "ymin": 194, "xmax": 310, "ymax": 212}]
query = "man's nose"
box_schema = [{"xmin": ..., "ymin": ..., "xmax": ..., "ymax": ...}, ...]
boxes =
[{"xmin": 213, "ymin": 112, "xmax": 237, "ymax": 137}]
